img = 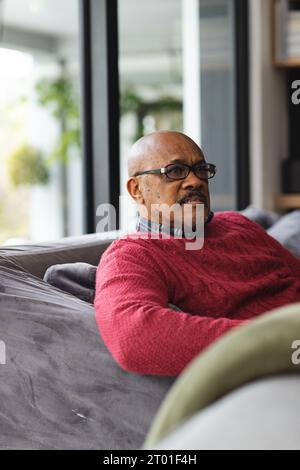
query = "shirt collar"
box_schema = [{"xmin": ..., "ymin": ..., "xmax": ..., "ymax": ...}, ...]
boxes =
[{"xmin": 136, "ymin": 211, "xmax": 214, "ymax": 238}]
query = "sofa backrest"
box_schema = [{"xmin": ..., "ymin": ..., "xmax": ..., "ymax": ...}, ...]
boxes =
[{"xmin": 0, "ymin": 233, "xmax": 117, "ymax": 279}]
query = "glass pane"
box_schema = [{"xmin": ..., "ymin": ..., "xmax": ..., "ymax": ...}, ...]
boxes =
[
  {"xmin": 0, "ymin": 0, "xmax": 83, "ymax": 244},
  {"xmin": 200, "ymin": 0, "xmax": 237, "ymax": 211},
  {"xmin": 118, "ymin": 0, "xmax": 183, "ymax": 231}
]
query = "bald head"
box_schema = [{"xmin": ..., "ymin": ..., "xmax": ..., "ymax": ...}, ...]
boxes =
[
  {"xmin": 126, "ymin": 130, "xmax": 211, "ymax": 229},
  {"xmin": 127, "ymin": 131, "xmax": 204, "ymax": 177}
]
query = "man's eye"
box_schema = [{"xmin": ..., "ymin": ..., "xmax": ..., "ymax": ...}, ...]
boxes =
[
  {"xmin": 195, "ymin": 164, "xmax": 208, "ymax": 172},
  {"xmin": 167, "ymin": 165, "xmax": 185, "ymax": 178}
]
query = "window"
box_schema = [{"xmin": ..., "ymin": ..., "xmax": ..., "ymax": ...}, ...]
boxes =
[
  {"xmin": 0, "ymin": 0, "xmax": 83, "ymax": 244},
  {"xmin": 118, "ymin": 0, "xmax": 183, "ymax": 230},
  {"xmin": 0, "ymin": 0, "xmax": 248, "ymax": 241}
]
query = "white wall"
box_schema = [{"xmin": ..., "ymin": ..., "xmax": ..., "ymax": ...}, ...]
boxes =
[{"xmin": 249, "ymin": 0, "xmax": 288, "ymax": 210}]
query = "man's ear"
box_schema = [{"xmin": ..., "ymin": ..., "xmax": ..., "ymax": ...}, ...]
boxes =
[{"xmin": 127, "ymin": 177, "xmax": 145, "ymax": 204}]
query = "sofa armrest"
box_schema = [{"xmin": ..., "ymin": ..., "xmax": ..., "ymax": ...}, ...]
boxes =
[{"xmin": 0, "ymin": 231, "xmax": 119, "ymax": 279}]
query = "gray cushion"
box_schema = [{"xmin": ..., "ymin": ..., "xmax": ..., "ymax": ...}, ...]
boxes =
[
  {"xmin": 0, "ymin": 261, "xmax": 174, "ymax": 449},
  {"xmin": 44, "ymin": 262, "xmax": 97, "ymax": 304},
  {"xmin": 240, "ymin": 205, "xmax": 280, "ymax": 229},
  {"xmin": 152, "ymin": 375, "xmax": 300, "ymax": 450},
  {"xmin": 267, "ymin": 210, "xmax": 300, "ymax": 258}
]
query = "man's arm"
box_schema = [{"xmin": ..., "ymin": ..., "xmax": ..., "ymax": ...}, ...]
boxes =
[{"xmin": 94, "ymin": 239, "xmax": 245, "ymax": 377}]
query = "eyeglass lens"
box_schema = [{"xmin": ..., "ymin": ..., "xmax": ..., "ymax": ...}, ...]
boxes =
[{"xmin": 165, "ymin": 163, "xmax": 215, "ymax": 180}]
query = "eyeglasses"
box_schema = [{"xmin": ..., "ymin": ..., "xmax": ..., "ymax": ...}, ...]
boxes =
[{"xmin": 134, "ymin": 162, "xmax": 217, "ymax": 181}]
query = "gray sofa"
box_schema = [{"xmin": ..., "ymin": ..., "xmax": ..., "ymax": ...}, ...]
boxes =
[
  {"xmin": 0, "ymin": 232, "xmax": 174, "ymax": 449},
  {"xmin": 0, "ymin": 207, "xmax": 300, "ymax": 450}
]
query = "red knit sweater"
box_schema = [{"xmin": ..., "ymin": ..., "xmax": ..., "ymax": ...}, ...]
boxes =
[{"xmin": 94, "ymin": 212, "xmax": 300, "ymax": 376}]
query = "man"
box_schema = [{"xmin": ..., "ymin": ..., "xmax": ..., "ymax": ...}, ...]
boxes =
[{"xmin": 94, "ymin": 131, "xmax": 300, "ymax": 376}]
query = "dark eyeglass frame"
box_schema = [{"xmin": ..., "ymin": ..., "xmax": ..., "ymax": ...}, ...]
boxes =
[{"xmin": 134, "ymin": 162, "xmax": 217, "ymax": 181}]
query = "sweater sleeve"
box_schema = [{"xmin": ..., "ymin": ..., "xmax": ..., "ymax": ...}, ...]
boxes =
[{"xmin": 94, "ymin": 239, "xmax": 245, "ymax": 377}]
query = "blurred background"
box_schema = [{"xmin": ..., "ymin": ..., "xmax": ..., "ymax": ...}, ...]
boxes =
[
  {"xmin": 0, "ymin": 0, "xmax": 298, "ymax": 244},
  {"xmin": 0, "ymin": 0, "xmax": 82, "ymax": 244}
]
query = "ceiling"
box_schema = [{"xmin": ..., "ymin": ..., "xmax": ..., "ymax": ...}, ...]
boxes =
[
  {"xmin": 1, "ymin": 0, "xmax": 79, "ymax": 37},
  {"xmin": 118, "ymin": 0, "xmax": 182, "ymax": 54},
  {"xmin": 1, "ymin": 0, "xmax": 182, "ymax": 50},
  {"xmin": 1, "ymin": 0, "xmax": 229, "ymax": 64}
]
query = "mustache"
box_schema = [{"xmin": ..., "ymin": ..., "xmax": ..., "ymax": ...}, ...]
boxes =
[{"xmin": 177, "ymin": 190, "xmax": 208, "ymax": 205}]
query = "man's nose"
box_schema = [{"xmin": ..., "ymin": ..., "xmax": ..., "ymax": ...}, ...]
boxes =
[{"xmin": 181, "ymin": 169, "xmax": 207, "ymax": 189}]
